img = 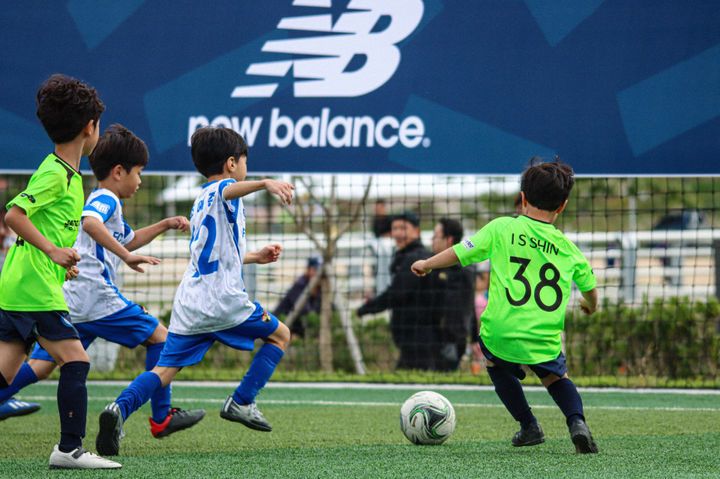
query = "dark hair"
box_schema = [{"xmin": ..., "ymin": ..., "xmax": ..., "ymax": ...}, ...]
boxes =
[
  {"xmin": 392, "ymin": 210, "xmax": 420, "ymax": 227},
  {"xmin": 88, "ymin": 124, "xmax": 149, "ymax": 181},
  {"xmin": 36, "ymin": 73, "xmax": 105, "ymax": 144},
  {"xmin": 438, "ymin": 217, "xmax": 463, "ymax": 244},
  {"xmin": 191, "ymin": 127, "xmax": 248, "ymax": 178},
  {"xmin": 520, "ymin": 156, "xmax": 574, "ymax": 211}
]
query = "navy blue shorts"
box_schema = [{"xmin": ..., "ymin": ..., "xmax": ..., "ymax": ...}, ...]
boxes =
[
  {"xmin": 30, "ymin": 303, "xmax": 159, "ymax": 361},
  {"xmin": 479, "ymin": 337, "xmax": 567, "ymax": 379},
  {"xmin": 0, "ymin": 308, "xmax": 79, "ymax": 353}
]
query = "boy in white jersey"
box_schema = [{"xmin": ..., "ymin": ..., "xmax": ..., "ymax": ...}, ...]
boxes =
[
  {"xmin": 412, "ymin": 157, "xmax": 599, "ymax": 454},
  {"xmin": 0, "ymin": 124, "xmax": 206, "ymax": 440},
  {"xmin": 96, "ymin": 126, "xmax": 294, "ymax": 456}
]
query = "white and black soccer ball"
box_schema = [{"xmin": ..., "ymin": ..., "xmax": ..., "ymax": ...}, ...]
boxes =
[{"xmin": 399, "ymin": 390, "xmax": 456, "ymax": 445}]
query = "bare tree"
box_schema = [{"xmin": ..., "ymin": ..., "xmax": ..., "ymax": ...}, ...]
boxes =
[{"xmin": 284, "ymin": 175, "xmax": 372, "ymax": 374}]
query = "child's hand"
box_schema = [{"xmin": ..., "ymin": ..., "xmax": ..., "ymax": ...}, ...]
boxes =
[
  {"xmin": 579, "ymin": 297, "xmax": 597, "ymax": 315},
  {"xmin": 50, "ymin": 247, "xmax": 81, "ymax": 268},
  {"xmin": 165, "ymin": 216, "xmax": 190, "ymax": 233},
  {"xmin": 65, "ymin": 266, "xmax": 79, "ymax": 281},
  {"xmin": 411, "ymin": 259, "xmax": 431, "ymax": 277},
  {"xmin": 265, "ymin": 180, "xmax": 295, "ymax": 205},
  {"xmin": 256, "ymin": 244, "xmax": 282, "ymax": 264},
  {"xmin": 124, "ymin": 253, "xmax": 161, "ymax": 273}
]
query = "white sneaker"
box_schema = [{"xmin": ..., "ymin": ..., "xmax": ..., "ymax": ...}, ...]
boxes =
[{"xmin": 49, "ymin": 445, "xmax": 122, "ymax": 469}]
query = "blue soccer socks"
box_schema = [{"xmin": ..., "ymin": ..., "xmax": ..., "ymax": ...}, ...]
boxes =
[
  {"xmin": 547, "ymin": 377, "xmax": 585, "ymax": 428},
  {"xmin": 233, "ymin": 343, "xmax": 284, "ymax": 405},
  {"xmin": 145, "ymin": 343, "xmax": 171, "ymax": 423},
  {"xmin": 115, "ymin": 371, "xmax": 162, "ymax": 421},
  {"xmin": 0, "ymin": 363, "xmax": 39, "ymax": 403},
  {"xmin": 487, "ymin": 366, "xmax": 537, "ymax": 427},
  {"xmin": 57, "ymin": 361, "xmax": 90, "ymax": 453}
]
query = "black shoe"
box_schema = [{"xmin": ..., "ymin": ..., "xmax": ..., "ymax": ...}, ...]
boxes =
[
  {"xmin": 570, "ymin": 419, "xmax": 599, "ymax": 453},
  {"xmin": 96, "ymin": 402, "xmax": 124, "ymax": 456},
  {"xmin": 511, "ymin": 422, "xmax": 545, "ymax": 447},
  {"xmin": 150, "ymin": 407, "xmax": 206, "ymax": 438}
]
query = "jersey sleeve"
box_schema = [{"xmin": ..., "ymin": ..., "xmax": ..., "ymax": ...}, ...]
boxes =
[
  {"xmin": 571, "ymin": 246, "xmax": 597, "ymax": 292},
  {"xmin": 82, "ymin": 194, "xmax": 117, "ymax": 223},
  {"xmin": 218, "ymin": 179, "xmax": 239, "ymax": 223},
  {"xmin": 452, "ymin": 219, "xmax": 500, "ymax": 267},
  {"xmin": 121, "ymin": 217, "xmax": 135, "ymax": 245},
  {"xmin": 6, "ymin": 168, "xmax": 65, "ymax": 217}
]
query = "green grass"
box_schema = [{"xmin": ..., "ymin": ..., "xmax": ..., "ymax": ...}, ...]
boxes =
[{"xmin": 1, "ymin": 382, "xmax": 719, "ymax": 478}]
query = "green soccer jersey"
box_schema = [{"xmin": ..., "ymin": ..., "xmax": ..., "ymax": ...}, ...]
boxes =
[
  {"xmin": 453, "ymin": 215, "xmax": 596, "ymax": 364},
  {"xmin": 0, "ymin": 153, "xmax": 83, "ymax": 311}
]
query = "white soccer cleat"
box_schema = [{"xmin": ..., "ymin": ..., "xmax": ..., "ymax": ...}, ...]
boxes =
[{"xmin": 49, "ymin": 445, "xmax": 122, "ymax": 469}]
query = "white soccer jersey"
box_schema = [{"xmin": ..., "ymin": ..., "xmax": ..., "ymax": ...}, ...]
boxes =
[
  {"xmin": 169, "ymin": 179, "xmax": 256, "ymax": 335},
  {"xmin": 63, "ymin": 188, "xmax": 134, "ymax": 322}
]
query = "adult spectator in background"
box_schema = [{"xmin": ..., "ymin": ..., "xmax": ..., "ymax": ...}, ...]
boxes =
[
  {"xmin": 273, "ymin": 256, "xmax": 323, "ymax": 339},
  {"xmin": 357, "ymin": 211, "xmax": 434, "ymax": 370},
  {"xmin": 372, "ymin": 199, "xmax": 392, "ymax": 238},
  {"xmin": 429, "ymin": 218, "xmax": 478, "ymax": 371}
]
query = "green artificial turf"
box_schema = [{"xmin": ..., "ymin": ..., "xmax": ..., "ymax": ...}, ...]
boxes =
[{"xmin": 1, "ymin": 382, "xmax": 718, "ymax": 478}]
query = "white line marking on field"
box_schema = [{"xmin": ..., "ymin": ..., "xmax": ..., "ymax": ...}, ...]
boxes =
[
  {"xmin": 37, "ymin": 380, "xmax": 720, "ymax": 395},
  {"xmin": 19, "ymin": 395, "xmax": 720, "ymax": 412}
]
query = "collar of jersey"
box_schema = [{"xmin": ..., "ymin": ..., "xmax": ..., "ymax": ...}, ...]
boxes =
[
  {"xmin": 520, "ymin": 214, "xmax": 553, "ymax": 225},
  {"xmin": 52, "ymin": 152, "xmax": 80, "ymax": 175}
]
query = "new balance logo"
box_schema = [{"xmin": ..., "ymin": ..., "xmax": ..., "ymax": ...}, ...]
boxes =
[{"xmin": 232, "ymin": 0, "xmax": 424, "ymax": 98}]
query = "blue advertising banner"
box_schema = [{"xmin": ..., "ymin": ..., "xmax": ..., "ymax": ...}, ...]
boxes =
[{"xmin": 1, "ymin": 1, "xmax": 719, "ymax": 174}]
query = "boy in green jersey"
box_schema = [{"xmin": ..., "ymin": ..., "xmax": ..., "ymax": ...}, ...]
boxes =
[
  {"xmin": 0, "ymin": 74, "xmax": 121, "ymax": 469},
  {"xmin": 412, "ymin": 157, "xmax": 599, "ymax": 454}
]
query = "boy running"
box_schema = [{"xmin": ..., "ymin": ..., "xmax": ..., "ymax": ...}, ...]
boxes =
[
  {"xmin": 0, "ymin": 124, "xmax": 205, "ymax": 438},
  {"xmin": 96, "ymin": 126, "xmax": 294, "ymax": 456},
  {"xmin": 412, "ymin": 157, "xmax": 599, "ymax": 454},
  {"xmin": 0, "ymin": 74, "xmax": 121, "ymax": 469}
]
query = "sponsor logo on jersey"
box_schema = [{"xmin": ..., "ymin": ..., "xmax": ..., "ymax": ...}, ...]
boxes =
[
  {"xmin": 462, "ymin": 239, "xmax": 475, "ymax": 251},
  {"xmin": 89, "ymin": 200, "xmax": 111, "ymax": 215},
  {"xmin": 20, "ymin": 193, "xmax": 36, "ymax": 203},
  {"xmin": 63, "ymin": 219, "xmax": 80, "ymax": 231},
  {"xmin": 188, "ymin": 1, "xmax": 430, "ymax": 152}
]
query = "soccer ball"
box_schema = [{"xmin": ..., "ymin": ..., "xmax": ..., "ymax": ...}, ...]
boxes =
[{"xmin": 399, "ymin": 391, "xmax": 456, "ymax": 445}]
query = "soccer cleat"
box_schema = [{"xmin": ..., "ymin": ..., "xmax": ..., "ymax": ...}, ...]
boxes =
[
  {"xmin": 570, "ymin": 419, "xmax": 599, "ymax": 454},
  {"xmin": 220, "ymin": 396, "xmax": 272, "ymax": 431},
  {"xmin": 511, "ymin": 421, "xmax": 545, "ymax": 447},
  {"xmin": 49, "ymin": 445, "xmax": 122, "ymax": 469},
  {"xmin": 0, "ymin": 397, "xmax": 41, "ymax": 420},
  {"xmin": 96, "ymin": 402, "xmax": 124, "ymax": 456},
  {"xmin": 150, "ymin": 407, "xmax": 206, "ymax": 438}
]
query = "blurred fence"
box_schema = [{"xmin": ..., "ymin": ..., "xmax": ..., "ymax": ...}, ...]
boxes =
[{"xmin": 1, "ymin": 173, "xmax": 719, "ymax": 385}]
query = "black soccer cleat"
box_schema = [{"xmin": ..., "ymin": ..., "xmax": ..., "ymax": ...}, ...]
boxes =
[
  {"xmin": 96, "ymin": 402, "xmax": 124, "ymax": 456},
  {"xmin": 511, "ymin": 421, "xmax": 545, "ymax": 447},
  {"xmin": 150, "ymin": 407, "xmax": 206, "ymax": 438},
  {"xmin": 570, "ymin": 419, "xmax": 599, "ymax": 454}
]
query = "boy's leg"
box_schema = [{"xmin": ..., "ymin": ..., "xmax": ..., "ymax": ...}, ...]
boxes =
[
  {"xmin": 143, "ymin": 324, "xmax": 171, "ymax": 423},
  {"xmin": 542, "ymin": 374, "xmax": 598, "ymax": 454},
  {"xmin": 36, "ymin": 337, "xmax": 90, "ymax": 453},
  {"xmin": 221, "ymin": 315, "xmax": 289, "ymax": 431},
  {"xmin": 486, "ymin": 364, "xmax": 545, "ymax": 446},
  {"xmin": 0, "ymin": 341, "xmax": 44, "ymax": 419}
]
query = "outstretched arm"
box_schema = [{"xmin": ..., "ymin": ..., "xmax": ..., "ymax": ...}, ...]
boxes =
[
  {"xmin": 5, "ymin": 205, "xmax": 80, "ymax": 268},
  {"xmin": 82, "ymin": 216, "xmax": 160, "ymax": 273},
  {"xmin": 244, "ymin": 244, "xmax": 282, "ymax": 264},
  {"xmin": 579, "ymin": 288, "xmax": 598, "ymax": 315},
  {"xmin": 411, "ymin": 247, "xmax": 460, "ymax": 277},
  {"xmin": 125, "ymin": 216, "xmax": 190, "ymax": 251},
  {"xmin": 222, "ymin": 179, "xmax": 294, "ymax": 204}
]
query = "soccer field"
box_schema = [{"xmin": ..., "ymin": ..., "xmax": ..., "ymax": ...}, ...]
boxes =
[{"xmin": 1, "ymin": 382, "xmax": 719, "ymax": 478}]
